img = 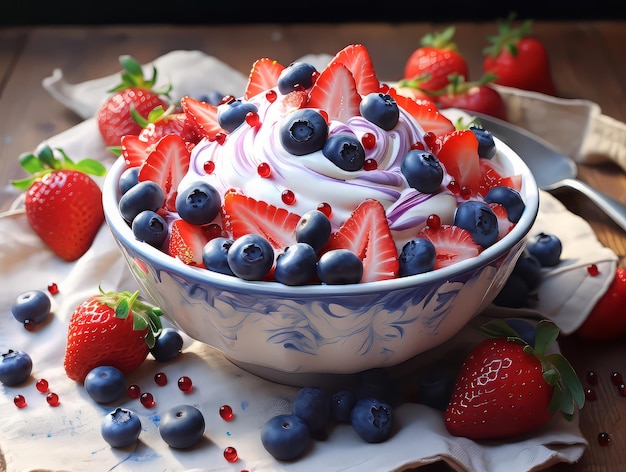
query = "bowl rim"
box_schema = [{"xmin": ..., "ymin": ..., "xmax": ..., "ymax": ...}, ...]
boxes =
[{"xmin": 103, "ymin": 136, "xmax": 539, "ymax": 296}]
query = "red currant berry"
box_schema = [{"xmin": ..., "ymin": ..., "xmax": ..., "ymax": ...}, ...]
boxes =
[
  {"xmin": 46, "ymin": 392, "xmax": 60, "ymax": 407},
  {"xmin": 426, "ymin": 214, "xmax": 441, "ymax": 230},
  {"xmin": 154, "ymin": 372, "xmax": 167, "ymax": 386},
  {"xmin": 423, "ymin": 132, "xmax": 437, "ymax": 149},
  {"xmin": 460, "ymin": 185, "xmax": 472, "ymax": 200},
  {"xmin": 47, "ymin": 283, "xmax": 59, "ymax": 295},
  {"xmin": 610, "ymin": 371, "xmax": 623, "ymax": 386},
  {"xmin": 447, "ymin": 180, "xmax": 460, "ymax": 195},
  {"xmin": 586, "ymin": 370, "xmax": 598, "ymax": 385},
  {"xmin": 14, "ymin": 394, "xmax": 27, "ymax": 408},
  {"xmin": 410, "ymin": 142, "xmax": 426, "ymax": 151},
  {"xmin": 585, "ymin": 388, "xmax": 597, "ymax": 401},
  {"xmin": 215, "ymin": 132, "xmax": 227, "ymax": 145},
  {"xmin": 587, "ymin": 264, "xmax": 599, "ymax": 276},
  {"xmin": 203, "ymin": 160, "xmax": 215, "ymax": 174},
  {"xmin": 127, "ymin": 384, "xmax": 141, "ymax": 399},
  {"xmin": 178, "ymin": 376, "xmax": 193, "ymax": 393},
  {"xmin": 618, "ymin": 383, "xmax": 626, "ymax": 397},
  {"xmin": 36, "ymin": 378, "xmax": 49, "ymax": 393},
  {"xmin": 23, "ymin": 320, "xmax": 36, "ymax": 332},
  {"xmin": 363, "ymin": 158, "xmax": 378, "ymax": 171},
  {"xmin": 317, "ymin": 202, "xmax": 332, "ymax": 218},
  {"xmin": 140, "ymin": 392, "xmax": 156, "ymax": 408},
  {"xmin": 598, "ymin": 432, "xmax": 611, "ymax": 446},
  {"xmin": 361, "ymin": 133, "xmax": 376, "ymax": 150},
  {"xmin": 266, "ymin": 90, "xmax": 277, "ymax": 103},
  {"xmin": 223, "ymin": 446, "xmax": 239, "ymax": 463},
  {"xmin": 281, "ymin": 189, "xmax": 296, "ymax": 205},
  {"xmin": 257, "ymin": 162, "xmax": 271, "ymax": 178},
  {"xmin": 219, "ymin": 404, "xmax": 235, "ymax": 421},
  {"xmin": 245, "ymin": 111, "xmax": 260, "ymax": 127}
]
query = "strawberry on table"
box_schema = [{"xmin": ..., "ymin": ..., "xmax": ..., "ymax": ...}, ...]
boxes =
[
  {"xmin": 483, "ymin": 17, "xmax": 556, "ymax": 95},
  {"xmin": 444, "ymin": 319, "xmax": 584, "ymax": 440},
  {"xmin": 64, "ymin": 285, "xmax": 163, "ymax": 383},
  {"xmin": 11, "ymin": 145, "xmax": 107, "ymax": 262},
  {"xmin": 97, "ymin": 55, "xmax": 172, "ymax": 147}
]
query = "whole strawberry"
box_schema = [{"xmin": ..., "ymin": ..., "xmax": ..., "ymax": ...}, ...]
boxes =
[
  {"xmin": 64, "ymin": 286, "xmax": 163, "ymax": 383},
  {"xmin": 97, "ymin": 55, "xmax": 171, "ymax": 147},
  {"xmin": 11, "ymin": 145, "xmax": 107, "ymax": 261},
  {"xmin": 444, "ymin": 319, "xmax": 584, "ymax": 440}
]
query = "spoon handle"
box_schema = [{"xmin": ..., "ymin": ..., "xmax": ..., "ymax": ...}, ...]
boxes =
[{"xmin": 549, "ymin": 178, "xmax": 626, "ymax": 233}]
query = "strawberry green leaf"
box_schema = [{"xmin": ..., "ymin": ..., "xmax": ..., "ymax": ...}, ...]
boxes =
[
  {"xmin": 534, "ymin": 320, "xmax": 560, "ymax": 355},
  {"xmin": 73, "ymin": 158, "xmax": 107, "ymax": 176},
  {"xmin": 115, "ymin": 298, "xmax": 131, "ymax": 319},
  {"xmin": 547, "ymin": 352, "xmax": 586, "ymax": 409}
]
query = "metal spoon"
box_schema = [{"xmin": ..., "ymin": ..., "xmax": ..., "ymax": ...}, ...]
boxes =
[{"xmin": 473, "ymin": 112, "xmax": 626, "ymax": 233}]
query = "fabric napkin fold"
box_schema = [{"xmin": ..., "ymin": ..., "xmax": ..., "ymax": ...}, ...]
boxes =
[{"xmin": 1, "ymin": 49, "xmax": 622, "ymax": 472}]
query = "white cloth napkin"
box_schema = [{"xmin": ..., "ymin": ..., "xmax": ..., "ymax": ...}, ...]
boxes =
[{"xmin": 0, "ymin": 49, "xmax": 621, "ymax": 472}]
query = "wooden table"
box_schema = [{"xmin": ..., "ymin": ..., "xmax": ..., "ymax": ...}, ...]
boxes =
[{"xmin": 1, "ymin": 22, "xmax": 625, "ymax": 471}]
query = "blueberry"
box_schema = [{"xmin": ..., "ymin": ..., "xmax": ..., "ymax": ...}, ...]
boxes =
[
  {"xmin": 513, "ymin": 251, "xmax": 543, "ymax": 290},
  {"xmin": 227, "ymin": 234, "xmax": 275, "ymax": 281},
  {"xmin": 401, "ymin": 151, "xmax": 444, "ymax": 194},
  {"xmin": 0, "ymin": 349, "xmax": 32, "ymax": 386},
  {"xmin": 261, "ymin": 414, "xmax": 311, "ymax": 461},
  {"xmin": 493, "ymin": 274, "xmax": 530, "ymax": 308},
  {"xmin": 355, "ymin": 368, "xmax": 402, "ymax": 406},
  {"xmin": 316, "ymin": 249, "xmax": 363, "ymax": 285},
  {"xmin": 322, "ymin": 133, "xmax": 365, "ymax": 171},
  {"xmin": 175, "ymin": 181, "xmax": 221, "ymax": 225},
  {"xmin": 101, "ymin": 407, "xmax": 142, "ymax": 448},
  {"xmin": 485, "ymin": 186, "xmax": 525, "ymax": 223},
  {"xmin": 84, "ymin": 365, "xmax": 126, "ymax": 404},
  {"xmin": 416, "ymin": 370, "xmax": 455, "ymax": 411},
  {"xmin": 504, "ymin": 318, "xmax": 537, "ymax": 346},
  {"xmin": 119, "ymin": 180, "xmax": 165, "ymax": 223},
  {"xmin": 274, "ymin": 243, "xmax": 318, "ymax": 286},
  {"xmin": 292, "ymin": 387, "xmax": 331, "ymax": 440},
  {"xmin": 119, "ymin": 166, "xmax": 140, "ymax": 195},
  {"xmin": 454, "ymin": 200, "xmax": 499, "ymax": 248},
  {"xmin": 350, "ymin": 397, "xmax": 394, "ymax": 443},
  {"xmin": 202, "ymin": 237, "xmax": 235, "ymax": 276},
  {"xmin": 279, "ymin": 109, "xmax": 328, "ymax": 156},
  {"xmin": 131, "ymin": 210, "xmax": 168, "ymax": 248},
  {"xmin": 196, "ymin": 90, "xmax": 225, "ymax": 106},
  {"xmin": 399, "ymin": 237, "xmax": 437, "ymax": 276},
  {"xmin": 159, "ymin": 405, "xmax": 206, "ymax": 449},
  {"xmin": 150, "ymin": 327, "xmax": 184, "ymax": 362},
  {"xmin": 217, "ymin": 98, "xmax": 258, "ymax": 133},
  {"xmin": 331, "ymin": 390, "xmax": 357, "ymax": 423},
  {"xmin": 359, "ymin": 93, "xmax": 399, "ymax": 131},
  {"xmin": 11, "ymin": 290, "xmax": 51, "ymax": 324},
  {"xmin": 470, "ymin": 126, "xmax": 497, "ymax": 159},
  {"xmin": 526, "ymin": 232, "xmax": 562, "ymax": 267},
  {"xmin": 295, "ymin": 210, "xmax": 331, "ymax": 252},
  {"xmin": 277, "ymin": 62, "xmax": 317, "ymax": 94}
]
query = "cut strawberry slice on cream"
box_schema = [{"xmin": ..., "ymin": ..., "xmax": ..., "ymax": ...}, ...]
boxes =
[
  {"xmin": 330, "ymin": 44, "xmax": 380, "ymax": 96},
  {"xmin": 431, "ymin": 129, "xmax": 481, "ymax": 194},
  {"xmin": 416, "ymin": 224, "xmax": 482, "ymax": 269},
  {"xmin": 306, "ymin": 61, "xmax": 361, "ymax": 123},
  {"xmin": 181, "ymin": 96, "xmax": 224, "ymax": 140},
  {"xmin": 244, "ymin": 57, "xmax": 285, "ymax": 100},
  {"xmin": 168, "ymin": 219, "xmax": 216, "ymax": 267},
  {"xmin": 389, "ymin": 91, "xmax": 455, "ymax": 136}
]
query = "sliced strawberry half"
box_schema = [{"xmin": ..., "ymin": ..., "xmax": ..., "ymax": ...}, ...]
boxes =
[
  {"xmin": 478, "ymin": 159, "xmax": 522, "ymax": 197},
  {"xmin": 181, "ymin": 96, "xmax": 224, "ymax": 140},
  {"xmin": 121, "ymin": 135, "xmax": 153, "ymax": 167},
  {"xmin": 221, "ymin": 192, "xmax": 301, "ymax": 252},
  {"xmin": 488, "ymin": 202, "xmax": 516, "ymax": 240},
  {"xmin": 416, "ymin": 224, "xmax": 482, "ymax": 269},
  {"xmin": 431, "ymin": 129, "xmax": 481, "ymax": 194},
  {"xmin": 306, "ymin": 61, "xmax": 361, "ymax": 123},
  {"xmin": 244, "ymin": 57, "xmax": 285, "ymax": 100},
  {"xmin": 138, "ymin": 134, "xmax": 190, "ymax": 212},
  {"xmin": 389, "ymin": 90, "xmax": 455, "ymax": 136},
  {"xmin": 330, "ymin": 44, "xmax": 380, "ymax": 96},
  {"xmin": 323, "ymin": 199, "xmax": 399, "ymax": 283},
  {"xmin": 168, "ymin": 219, "xmax": 216, "ymax": 267}
]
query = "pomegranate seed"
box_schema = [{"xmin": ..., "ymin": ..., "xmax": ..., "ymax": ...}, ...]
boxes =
[
  {"xmin": 219, "ymin": 404, "xmax": 235, "ymax": 421},
  {"xmin": 140, "ymin": 392, "xmax": 156, "ymax": 408},
  {"xmin": 207, "ymin": 223, "xmax": 226, "ymax": 239},
  {"xmin": 317, "ymin": 202, "xmax": 332, "ymax": 218},
  {"xmin": 361, "ymin": 133, "xmax": 376, "ymax": 150},
  {"xmin": 423, "ymin": 132, "xmax": 437, "ymax": 149},
  {"xmin": 618, "ymin": 384, "xmax": 626, "ymax": 397},
  {"xmin": 23, "ymin": 320, "xmax": 36, "ymax": 332},
  {"xmin": 127, "ymin": 384, "xmax": 141, "ymax": 399},
  {"xmin": 447, "ymin": 180, "xmax": 460, "ymax": 195},
  {"xmin": 610, "ymin": 371, "xmax": 623, "ymax": 386},
  {"xmin": 363, "ymin": 158, "xmax": 378, "ymax": 171},
  {"xmin": 215, "ymin": 132, "xmax": 227, "ymax": 145},
  {"xmin": 585, "ymin": 388, "xmax": 597, "ymax": 401},
  {"xmin": 598, "ymin": 432, "xmax": 611, "ymax": 446},
  {"xmin": 586, "ymin": 370, "xmax": 598, "ymax": 385},
  {"xmin": 154, "ymin": 373, "xmax": 168, "ymax": 386},
  {"xmin": 14, "ymin": 395, "xmax": 27, "ymax": 408},
  {"xmin": 587, "ymin": 264, "xmax": 599, "ymax": 276},
  {"xmin": 426, "ymin": 214, "xmax": 441, "ymax": 230},
  {"xmin": 410, "ymin": 142, "xmax": 426, "ymax": 151},
  {"xmin": 223, "ymin": 446, "xmax": 239, "ymax": 462},
  {"xmin": 46, "ymin": 392, "xmax": 60, "ymax": 407},
  {"xmin": 265, "ymin": 90, "xmax": 277, "ymax": 103},
  {"xmin": 178, "ymin": 376, "xmax": 193, "ymax": 393},
  {"xmin": 281, "ymin": 189, "xmax": 296, "ymax": 205},
  {"xmin": 245, "ymin": 111, "xmax": 260, "ymax": 127},
  {"xmin": 203, "ymin": 160, "xmax": 215, "ymax": 174},
  {"xmin": 460, "ymin": 185, "xmax": 472, "ymax": 200},
  {"xmin": 36, "ymin": 379, "xmax": 49, "ymax": 393},
  {"xmin": 47, "ymin": 283, "xmax": 59, "ymax": 295},
  {"xmin": 257, "ymin": 162, "xmax": 271, "ymax": 178}
]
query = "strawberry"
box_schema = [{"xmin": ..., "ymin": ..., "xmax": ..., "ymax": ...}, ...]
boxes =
[
  {"xmin": 11, "ymin": 145, "xmax": 107, "ymax": 262},
  {"xmin": 96, "ymin": 55, "xmax": 171, "ymax": 147},
  {"xmin": 478, "ymin": 159, "xmax": 522, "ymax": 197},
  {"xmin": 120, "ymin": 134, "xmax": 152, "ymax": 167},
  {"xmin": 483, "ymin": 17, "xmax": 556, "ymax": 95},
  {"xmin": 168, "ymin": 219, "xmax": 224, "ymax": 267},
  {"xmin": 488, "ymin": 202, "xmax": 515, "ymax": 240},
  {"xmin": 221, "ymin": 191, "xmax": 301, "ymax": 251},
  {"xmin": 244, "ymin": 57, "xmax": 285, "ymax": 100},
  {"xmin": 64, "ymin": 286, "xmax": 163, "ymax": 383},
  {"xmin": 415, "ymin": 224, "xmax": 481, "ymax": 269},
  {"xmin": 431, "ymin": 129, "xmax": 481, "ymax": 193},
  {"xmin": 134, "ymin": 106, "xmax": 200, "ymax": 146},
  {"xmin": 323, "ymin": 199, "xmax": 399, "ymax": 283},
  {"xmin": 181, "ymin": 96, "xmax": 224, "ymax": 141},
  {"xmin": 388, "ymin": 90, "xmax": 455, "ymax": 136},
  {"xmin": 444, "ymin": 319, "xmax": 584, "ymax": 440},
  {"xmin": 306, "ymin": 61, "xmax": 361, "ymax": 123},
  {"xmin": 576, "ymin": 268, "xmax": 626, "ymax": 341},
  {"xmin": 402, "ymin": 27, "xmax": 469, "ymax": 93},
  {"xmin": 330, "ymin": 44, "xmax": 380, "ymax": 96},
  {"xmin": 138, "ymin": 134, "xmax": 191, "ymax": 212}
]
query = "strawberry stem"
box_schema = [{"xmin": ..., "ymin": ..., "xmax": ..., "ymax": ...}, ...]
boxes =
[
  {"xmin": 484, "ymin": 14, "xmax": 533, "ymax": 58},
  {"xmin": 108, "ymin": 54, "xmax": 172, "ymax": 97}
]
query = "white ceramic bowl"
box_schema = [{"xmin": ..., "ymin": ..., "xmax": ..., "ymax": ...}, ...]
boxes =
[{"xmin": 103, "ymin": 137, "xmax": 539, "ymax": 380}]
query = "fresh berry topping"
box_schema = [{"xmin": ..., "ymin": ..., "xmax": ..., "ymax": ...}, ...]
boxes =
[
  {"xmin": 401, "ymin": 150, "xmax": 444, "ymax": 194},
  {"xmin": 295, "ymin": 209, "xmax": 332, "ymax": 252},
  {"xmin": 322, "ymin": 132, "xmax": 366, "ymax": 171},
  {"xmin": 359, "ymin": 93, "xmax": 399, "ymax": 130},
  {"xmin": 274, "ymin": 243, "xmax": 318, "ymax": 286},
  {"xmin": 227, "ymin": 234, "xmax": 275, "ymax": 281},
  {"xmin": 398, "ymin": 237, "xmax": 437, "ymax": 276},
  {"xmin": 202, "ymin": 237, "xmax": 236, "ymax": 276},
  {"xmin": 168, "ymin": 219, "xmax": 216, "ymax": 267},
  {"xmin": 431, "ymin": 129, "xmax": 481, "ymax": 194},
  {"xmin": 277, "ymin": 62, "xmax": 318, "ymax": 94},
  {"xmin": 217, "ymin": 98, "xmax": 259, "ymax": 133},
  {"xmin": 454, "ymin": 200, "xmax": 499, "ymax": 248},
  {"xmin": 388, "ymin": 91, "xmax": 455, "ymax": 136},
  {"xmin": 131, "ymin": 210, "xmax": 168, "ymax": 248},
  {"xmin": 244, "ymin": 57, "xmax": 285, "ymax": 100},
  {"xmin": 485, "ymin": 185, "xmax": 525, "ymax": 223},
  {"xmin": 416, "ymin": 224, "xmax": 482, "ymax": 269},
  {"xmin": 307, "ymin": 61, "xmax": 361, "ymax": 123},
  {"xmin": 279, "ymin": 109, "xmax": 329, "ymax": 156},
  {"xmin": 176, "ymin": 181, "xmax": 221, "ymax": 225},
  {"xmin": 181, "ymin": 96, "xmax": 224, "ymax": 140},
  {"xmin": 330, "ymin": 44, "xmax": 380, "ymax": 96},
  {"xmin": 317, "ymin": 249, "xmax": 364, "ymax": 285},
  {"xmin": 470, "ymin": 125, "xmax": 497, "ymax": 159}
]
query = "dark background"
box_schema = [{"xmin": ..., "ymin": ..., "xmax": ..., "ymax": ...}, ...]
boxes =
[{"xmin": 3, "ymin": 1, "xmax": 626, "ymax": 25}]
